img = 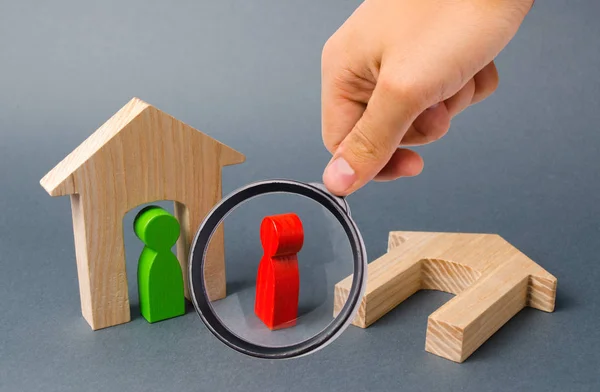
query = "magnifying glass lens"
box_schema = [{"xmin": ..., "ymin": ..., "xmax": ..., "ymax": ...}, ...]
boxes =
[{"xmin": 206, "ymin": 192, "xmax": 354, "ymax": 348}]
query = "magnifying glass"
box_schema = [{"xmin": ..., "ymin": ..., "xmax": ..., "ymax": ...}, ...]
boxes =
[{"xmin": 189, "ymin": 180, "xmax": 367, "ymax": 359}]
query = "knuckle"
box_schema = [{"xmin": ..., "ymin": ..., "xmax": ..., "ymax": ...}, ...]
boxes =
[
  {"xmin": 377, "ymin": 76, "xmax": 405, "ymax": 97},
  {"xmin": 480, "ymin": 73, "xmax": 499, "ymax": 97},
  {"xmin": 474, "ymin": 64, "xmax": 500, "ymax": 101},
  {"xmin": 321, "ymin": 38, "xmax": 340, "ymax": 70},
  {"xmin": 378, "ymin": 75, "xmax": 430, "ymax": 110},
  {"xmin": 414, "ymin": 125, "xmax": 444, "ymax": 145},
  {"xmin": 430, "ymin": 115, "xmax": 451, "ymax": 142},
  {"xmin": 346, "ymin": 121, "xmax": 387, "ymax": 163},
  {"xmin": 322, "ymin": 37, "xmax": 336, "ymax": 56},
  {"xmin": 488, "ymin": 71, "xmax": 500, "ymax": 93},
  {"xmin": 426, "ymin": 128, "xmax": 447, "ymax": 143}
]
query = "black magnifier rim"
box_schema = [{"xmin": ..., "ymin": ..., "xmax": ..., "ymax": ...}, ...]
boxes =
[{"xmin": 188, "ymin": 179, "xmax": 366, "ymax": 359}]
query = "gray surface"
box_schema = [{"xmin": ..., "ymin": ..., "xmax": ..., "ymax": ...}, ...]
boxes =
[{"xmin": 1, "ymin": 0, "xmax": 599, "ymax": 391}]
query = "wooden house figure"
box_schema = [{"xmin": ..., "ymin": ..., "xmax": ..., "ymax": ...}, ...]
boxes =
[{"xmin": 40, "ymin": 98, "xmax": 245, "ymax": 330}]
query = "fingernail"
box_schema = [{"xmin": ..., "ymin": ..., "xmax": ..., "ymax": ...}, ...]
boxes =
[
  {"xmin": 427, "ymin": 103, "xmax": 440, "ymax": 110},
  {"xmin": 323, "ymin": 156, "xmax": 356, "ymax": 194}
]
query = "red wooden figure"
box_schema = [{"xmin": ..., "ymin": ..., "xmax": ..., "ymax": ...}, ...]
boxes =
[{"xmin": 254, "ymin": 213, "xmax": 303, "ymax": 330}]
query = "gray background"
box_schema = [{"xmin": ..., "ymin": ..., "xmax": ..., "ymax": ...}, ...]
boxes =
[{"xmin": 1, "ymin": 0, "xmax": 599, "ymax": 391}]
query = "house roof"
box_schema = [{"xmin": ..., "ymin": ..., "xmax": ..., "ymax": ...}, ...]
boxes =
[{"xmin": 40, "ymin": 97, "xmax": 245, "ymax": 197}]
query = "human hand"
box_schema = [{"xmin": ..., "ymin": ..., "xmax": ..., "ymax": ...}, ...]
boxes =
[{"xmin": 321, "ymin": 0, "xmax": 533, "ymax": 195}]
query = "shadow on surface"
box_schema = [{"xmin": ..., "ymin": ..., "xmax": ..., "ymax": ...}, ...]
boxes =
[
  {"xmin": 361, "ymin": 287, "xmax": 564, "ymax": 364},
  {"xmin": 129, "ymin": 303, "xmax": 142, "ymax": 322},
  {"xmin": 554, "ymin": 287, "xmax": 576, "ymax": 312},
  {"xmin": 226, "ymin": 279, "xmax": 255, "ymax": 295},
  {"xmin": 467, "ymin": 308, "xmax": 543, "ymax": 363},
  {"xmin": 368, "ymin": 289, "xmax": 454, "ymax": 330}
]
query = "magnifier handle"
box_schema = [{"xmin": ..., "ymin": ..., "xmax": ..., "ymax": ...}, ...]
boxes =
[{"xmin": 308, "ymin": 182, "xmax": 351, "ymax": 217}]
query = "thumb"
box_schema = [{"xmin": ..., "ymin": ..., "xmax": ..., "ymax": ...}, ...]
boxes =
[{"xmin": 322, "ymin": 76, "xmax": 429, "ymax": 195}]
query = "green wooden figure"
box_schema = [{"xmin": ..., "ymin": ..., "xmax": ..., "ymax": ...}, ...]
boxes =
[{"xmin": 134, "ymin": 206, "xmax": 185, "ymax": 323}]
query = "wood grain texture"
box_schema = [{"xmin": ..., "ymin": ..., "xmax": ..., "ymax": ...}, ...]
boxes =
[
  {"xmin": 334, "ymin": 231, "xmax": 557, "ymax": 363},
  {"xmin": 40, "ymin": 97, "xmax": 245, "ymax": 330}
]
